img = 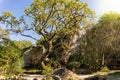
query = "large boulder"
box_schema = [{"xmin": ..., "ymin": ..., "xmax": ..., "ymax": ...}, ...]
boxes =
[
  {"xmin": 23, "ymin": 46, "xmax": 42, "ymax": 67},
  {"xmin": 42, "ymin": 75, "xmax": 61, "ymax": 80},
  {"xmin": 53, "ymin": 68, "xmax": 79, "ymax": 80}
]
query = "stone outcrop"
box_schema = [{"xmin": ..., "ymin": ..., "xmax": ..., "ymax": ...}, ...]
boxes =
[
  {"xmin": 23, "ymin": 46, "xmax": 42, "ymax": 67},
  {"xmin": 64, "ymin": 29, "xmax": 86, "ymax": 61},
  {"xmin": 53, "ymin": 68, "xmax": 79, "ymax": 80},
  {"xmin": 43, "ymin": 75, "xmax": 61, "ymax": 80}
]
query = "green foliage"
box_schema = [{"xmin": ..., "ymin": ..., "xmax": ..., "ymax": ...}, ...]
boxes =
[
  {"xmin": 81, "ymin": 12, "xmax": 120, "ymax": 72},
  {"xmin": 67, "ymin": 50, "xmax": 83, "ymax": 70},
  {"xmin": 67, "ymin": 61, "xmax": 80, "ymax": 71},
  {"xmin": 2, "ymin": 11, "xmax": 14, "ymax": 17},
  {"xmin": 46, "ymin": 58, "xmax": 61, "ymax": 69},
  {"xmin": 0, "ymin": 39, "xmax": 23, "ymax": 77},
  {"xmin": 0, "ymin": 11, "xmax": 19, "ymax": 27},
  {"xmin": 46, "ymin": 77, "xmax": 54, "ymax": 80},
  {"xmin": 0, "ymin": 27, "xmax": 9, "ymax": 39},
  {"xmin": 13, "ymin": 40, "xmax": 33, "ymax": 49},
  {"xmin": 101, "ymin": 66, "xmax": 109, "ymax": 72},
  {"xmin": 41, "ymin": 65, "xmax": 53, "ymax": 75}
]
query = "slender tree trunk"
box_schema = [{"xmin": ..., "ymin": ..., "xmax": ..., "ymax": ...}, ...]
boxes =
[{"xmin": 102, "ymin": 53, "xmax": 105, "ymax": 68}]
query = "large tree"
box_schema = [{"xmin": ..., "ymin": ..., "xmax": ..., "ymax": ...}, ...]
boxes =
[{"xmin": 0, "ymin": 0, "xmax": 95, "ymax": 69}]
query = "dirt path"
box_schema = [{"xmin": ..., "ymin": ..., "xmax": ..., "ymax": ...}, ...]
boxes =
[
  {"xmin": 18, "ymin": 74, "xmax": 120, "ymax": 80},
  {"xmin": 78, "ymin": 70, "xmax": 120, "ymax": 80},
  {"xmin": 1, "ymin": 74, "xmax": 120, "ymax": 80},
  {"xmin": 19, "ymin": 74, "xmax": 45, "ymax": 80},
  {"xmin": 78, "ymin": 75, "xmax": 120, "ymax": 80},
  {"xmin": 0, "ymin": 70, "xmax": 120, "ymax": 80}
]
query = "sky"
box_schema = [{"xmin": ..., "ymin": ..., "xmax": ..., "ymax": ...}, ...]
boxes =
[
  {"xmin": 0, "ymin": 0, "xmax": 120, "ymax": 44},
  {"xmin": 0, "ymin": 0, "xmax": 36, "ymax": 44},
  {"xmin": 0, "ymin": 0, "xmax": 33, "ymax": 16},
  {"xmin": 84, "ymin": 0, "xmax": 120, "ymax": 16}
]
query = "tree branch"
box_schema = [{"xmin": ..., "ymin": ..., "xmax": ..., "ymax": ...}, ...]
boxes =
[
  {"xmin": 20, "ymin": 32, "xmax": 37, "ymax": 40},
  {"xmin": 7, "ymin": 29, "xmax": 37, "ymax": 40},
  {"xmin": 42, "ymin": 2, "xmax": 56, "ymax": 29}
]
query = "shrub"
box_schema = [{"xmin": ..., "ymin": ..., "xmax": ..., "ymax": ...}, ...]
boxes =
[
  {"xmin": 101, "ymin": 66, "xmax": 109, "ymax": 72},
  {"xmin": 0, "ymin": 39, "xmax": 23, "ymax": 77},
  {"xmin": 46, "ymin": 77, "xmax": 55, "ymax": 80},
  {"xmin": 41, "ymin": 65, "xmax": 53, "ymax": 75},
  {"xmin": 67, "ymin": 61, "xmax": 80, "ymax": 70},
  {"xmin": 48, "ymin": 58, "xmax": 61, "ymax": 69}
]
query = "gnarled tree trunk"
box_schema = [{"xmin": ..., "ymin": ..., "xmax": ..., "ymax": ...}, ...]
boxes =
[{"xmin": 39, "ymin": 41, "xmax": 52, "ymax": 69}]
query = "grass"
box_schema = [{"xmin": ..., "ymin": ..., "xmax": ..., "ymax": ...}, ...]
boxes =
[
  {"xmin": 107, "ymin": 72, "xmax": 120, "ymax": 77},
  {"xmin": 92, "ymin": 70, "xmax": 120, "ymax": 77},
  {"xmin": 23, "ymin": 68, "xmax": 42, "ymax": 74}
]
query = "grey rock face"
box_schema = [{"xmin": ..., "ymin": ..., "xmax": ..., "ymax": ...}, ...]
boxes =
[{"xmin": 53, "ymin": 68, "xmax": 79, "ymax": 80}]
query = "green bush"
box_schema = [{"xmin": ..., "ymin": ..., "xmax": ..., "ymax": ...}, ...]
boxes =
[
  {"xmin": 48, "ymin": 58, "xmax": 61, "ymax": 69},
  {"xmin": 67, "ymin": 61, "xmax": 80, "ymax": 70},
  {"xmin": 0, "ymin": 39, "xmax": 23, "ymax": 77},
  {"xmin": 41, "ymin": 65, "xmax": 53, "ymax": 75},
  {"xmin": 101, "ymin": 66, "xmax": 109, "ymax": 72},
  {"xmin": 46, "ymin": 77, "xmax": 55, "ymax": 80}
]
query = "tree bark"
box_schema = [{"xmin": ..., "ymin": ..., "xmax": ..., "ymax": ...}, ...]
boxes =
[
  {"xmin": 39, "ymin": 52, "xmax": 50, "ymax": 69},
  {"xmin": 39, "ymin": 41, "xmax": 52, "ymax": 69}
]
